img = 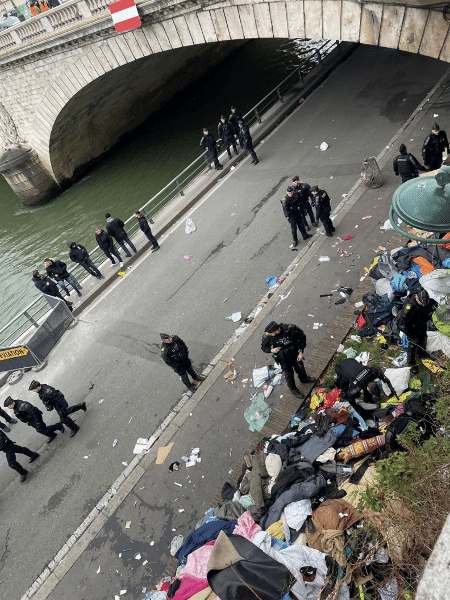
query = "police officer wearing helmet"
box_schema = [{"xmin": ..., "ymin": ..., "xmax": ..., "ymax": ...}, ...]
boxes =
[
  {"xmin": 160, "ymin": 334, "xmax": 205, "ymax": 393},
  {"xmin": 261, "ymin": 321, "xmax": 315, "ymax": 400},
  {"xmin": 281, "ymin": 186, "xmax": 312, "ymax": 249},
  {"xmin": 292, "ymin": 176, "xmax": 317, "ymax": 230},
  {"xmin": 238, "ymin": 121, "xmax": 258, "ymax": 165},
  {"xmin": 334, "ymin": 358, "xmax": 397, "ymax": 416},
  {"xmin": 398, "ymin": 288, "xmax": 436, "ymax": 374},
  {"xmin": 393, "ymin": 144, "xmax": 426, "ymax": 183},
  {"xmin": 218, "ymin": 115, "xmax": 238, "ymax": 159}
]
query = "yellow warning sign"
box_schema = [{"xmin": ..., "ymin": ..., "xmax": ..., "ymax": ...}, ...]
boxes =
[{"xmin": 0, "ymin": 347, "xmax": 28, "ymax": 361}]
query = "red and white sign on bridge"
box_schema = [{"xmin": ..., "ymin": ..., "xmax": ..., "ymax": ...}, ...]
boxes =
[{"xmin": 108, "ymin": 0, "xmax": 141, "ymax": 33}]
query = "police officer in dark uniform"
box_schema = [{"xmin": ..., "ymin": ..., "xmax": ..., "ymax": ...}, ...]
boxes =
[
  {"xmin": 238, "ymin": 121, "xmax": 258, "ymax": 164},
  {"xmin": 0, "ymin": 407, "xmax": 17, "ymax": 432},
  {"xmin": 218, "ymin": 115, "xmax": 238, "ymax": 159},
  {"xmin": 0, "ymin": 429, "xmax": 39, "ymax": 483},
  {"xmin": 4, "ymin": 397, "xmax": 64, "ymax": 443},
  {"xmin": 393, "ymin": 144, "xmax": 426, "ymax": 183},
  {"xmin": 261, "ymin": 321, "xmax": 315, "ymax": 400},
  {"xmin": 29, "ymin": 380, "xmax": 87, "ymax": 438},
  {"xmin": 311, "ymin": 186, "xmax": 335, "ymax": 237},
  {"xmin": 200, "ymin": 128, "xmax": 223, "ymax": 170},
  {"xmin": 334, "ymin": 358, "xmax": 397, "ymax": 413},
  {"xmin": 398, "ymin": 288, "xmax": 436, "ymax": 374},
  {"xmin": 229, "ymin": 106, "xmax": 245, "ymax": 148},
  {"xmin": 422, "ymin": 123, "xmax": 450, "ymax": 171},
  {"xmin": 281, "ymin": 186, "xmax": 312, "ymax": 249},
  {"xmin": 160, "ymin": 334, "xmax": 205, "ymax": 392},
  {"xmin": 292, "ymin": 176, "xmax": 318, "ymax": 230}
]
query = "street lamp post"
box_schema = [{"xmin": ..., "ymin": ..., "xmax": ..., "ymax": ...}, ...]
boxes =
[{"xmin": 389, "ymin": 166, "xmax": 450, "ymax": 244}]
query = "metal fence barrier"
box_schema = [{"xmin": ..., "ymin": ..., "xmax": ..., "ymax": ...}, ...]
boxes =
[{"xmin": 0, "ymin": 39, "xmax": 339, "ymax": 349}]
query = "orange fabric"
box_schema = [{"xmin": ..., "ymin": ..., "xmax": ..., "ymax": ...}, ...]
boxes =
[
  {"xmin": 442, "ymin": 232, "xmax": 450, "ymax": 250},
  {"xmin": 30, "ymin": 5, "xmax": 39, "ymax": 15},
  {"xmin": 38, "ymin": 1, "xmax": 49, "ymax": 10},
  {"xmin": 412, "ymin": 256, "xmax": 435, "ymax": 275}
]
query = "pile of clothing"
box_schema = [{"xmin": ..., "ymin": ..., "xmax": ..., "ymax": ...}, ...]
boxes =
[{"xmin": 145, "ymin": 395, "xmax": 414, "ymax": 600}]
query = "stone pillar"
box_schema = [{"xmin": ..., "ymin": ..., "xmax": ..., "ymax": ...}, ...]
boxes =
[{"xmin": 0, "ymin": 146, "xmax": 60, "ymax": 206}]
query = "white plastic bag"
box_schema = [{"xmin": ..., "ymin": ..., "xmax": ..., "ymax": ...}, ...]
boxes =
[
  {"xmin": 185, "ymin": 217, "xmax": 196, "ymax": 234},
  {"xmin": 382, "ymin": 367, "xmax": 410, "ymax": 395},
  {"xmin": 375, "ymin": 278, "xmax": 393, "ymax": 300},
  {"xmin": 253, "ymin": 366, "xmax": 269, "ymax": 387},
  {"xmin": 320, "ymin": 142, "xmax": 328, "ymax": 151}
]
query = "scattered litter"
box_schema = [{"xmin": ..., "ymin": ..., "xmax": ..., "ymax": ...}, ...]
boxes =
[
  {"xmin": 125, "ymin": 521, "xmax": 131, "ymax": 529},
  {"xmin": 224, "ymin": 370, "xmax": 237, "ymax": 381},
  {"xmin": 355, "ymin": 301, "xmax": 364, "ymax": 308},
  {"xmin": 174, "ymin": 482, "xmax": 183, "ymax": 487},
  {"xmin": 337, "ymin": 344, "xmax": 344, "ymax": 353},
  {"xmin": 276, "ymin": 289, "xmax": 292, "ymax": 305},
  {"xmin": 320, "ymin": 294, "xmax": 333, "ymax": 297},
  {"xmin": 169, "ymin": 461, "xmax": 180, "ymax": 472},
  {"xmin": 253, "ymin": 365, "xmax": 269, "ymax": 387},
  {"xmin": 226, "ymin": 312, "xmax": 242, "ymax": 322},
  {"xmin": 244, "ymin": 393, "xmax": 272, "ymax": 432},
  {"xmin": 98, "ymin": 398, "xmax": 104, "ymax": 404},
  {"xmin": 120, "ymin": 591, "xmax": 127, "ymax": 596},
  {"xmin": 392, "ymin": 352, "xmax": 408, "ymax": 367},
  {"xmin": 182, "ymin": 448, "xmax": 201, "ymax": 468},
  {"xmin": 156, "ymin": 442, "xmax": 174, "ymax": 465},
  {"xmin": 178, "ymin": 508, "xmax": 186, "ymax": 513},
  {"xmin": 344, "ymin": 235, "xmax": 353, "ymax": 241},
  {"xmin": 350, "ymin": 335, "xmax": 362, "ymax": 343},
  {"xmin": 319, "ymin": 256, "xmax": 330, "ymax": 262},
  {"xmin": 112, "ymin": 439, "xmax": 118, "ymax": 448},
  {"xmin": 271, "ymin": 374, "xmax": 282, "ymax": 385},
  {"xmin": 223, "ymin": 298, "xmax": 227, "ymax": 302},
  {"xmin": 264, "ymin": 384, "xmax": 273, "ymax": 399},
  {"xmin": 362, "ymin": 215, "xmax": 372, "ymax": 220},
  {"xmin": 97, "ymin": 566, "xmax": 101, "ymax": 574},
  {"xmin": 231, "ymin": 166, "xmax": 235, "ymax": 170},
  {"xmin": 183, "ymin": 255, "xmax": 190, "ymax": 260},
  {"xmin": 344, "ymin": 348, "xmax": 357, "ymax": 358},
  {"xmin": 122, "ymin": 462, "xmax": 128, "ymax": 467},
  {"xmin": 342, "ymin": 193, "xmax": 348, "ymax": 198},
  {"xmin": 320, "ymin": 142, "xmax": 328, "ymax": 151},
  {"xmin": 335, "ymin": 298, "xmax": 346, "ymax": 305},
  {"xmin": 117, "ymin": 271, "xmax": 126, "ymax": 277},
  {"xmin": 133, "ymin": 437, "xmax": 157, "ymax": 454},
  {"xmin": 84, "ymin": 455, "xmax": 89, "ymax": 459},
  {"xmin": 135, "ymin": 554, "xmax": 141, "ymax": 560},
  {"xmin": 356, "ymin": 352, "xmax": 370, "ymax": 366},
  {"xmin": 434, "ymin": 113, "xmax": 439, "ymax": 117},
  {"xmin": 266, "ymin": 276, "xmax": 280, "ymax": 290},
  {"xmin": 185, "ymin": 217, "xmax": 196, "ymax": 234},
  {"xmin": 242, "ymin": 378, "xmax": 248, "ymax": 383},
  {"xmin": 355, "ymin": 225, "xmax": 358, "ymax": 229},
  {"xmin": 373, "ymin": 245, "xmax": 386, "ymax": 253},
  {"xmin": 313, "ymin": 323, "xmax": 320, "ymax": 329},
  {"xmin": 254, "ymin": 305, "xmax": 263, "ymax": 317}
]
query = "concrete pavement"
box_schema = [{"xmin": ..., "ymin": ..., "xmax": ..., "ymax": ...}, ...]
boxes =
[{"xmin": 0, "ymin": 45, "xmax": 448, "ymax": 600}]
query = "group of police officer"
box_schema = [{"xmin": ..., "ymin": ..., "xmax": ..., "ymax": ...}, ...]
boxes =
[
  {"xmin": 393, "ymin": 122, "xmax": 450, "ymax": 183},
  {"xmin": 0, "ymin": 381, "xmax": 86, "ymax": 483}
]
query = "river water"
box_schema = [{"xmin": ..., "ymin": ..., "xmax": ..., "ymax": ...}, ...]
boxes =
[{"xmin": 0, "ymin": 39, "xmax": 327, "ymax": 329}]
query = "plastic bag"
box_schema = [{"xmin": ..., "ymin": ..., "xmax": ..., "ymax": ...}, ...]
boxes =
[
  {"xmin": 375, "ymin": 278, "xmax": 393, "ymax": 300},
  {"xmin": 185, "ymin": 217, "xmax": 196, "ymax": 234},
  {"xmin": 170, "ymin": 534, "xmax": 184, "ymax": 556},
  {"xmin": 320, "ymin": 142, "xmax": 328, "ymax": 151},
  {"xmin": 382, "ymin": 367, "xmax": 410, "ymax": 395},
  {"xmin": 253, "ymin": 366, "xmax": 269, "ymax": 387},
  {"xmin": 244, "ymin": 393, "xmax": 272, "ymax": 432}
]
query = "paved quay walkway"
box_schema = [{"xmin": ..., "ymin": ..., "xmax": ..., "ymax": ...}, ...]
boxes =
[{"xmin": 0, "ymin": 45, "xmax": 448, "ymax": 600}]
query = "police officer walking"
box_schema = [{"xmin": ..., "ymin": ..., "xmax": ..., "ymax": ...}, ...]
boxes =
[
  {"xmin": 238, "ymin": 121, "xmax": 258, "ymax": 165},
  {"xmin": 229, "ymin": 106, "xmax": 245, "ymax": 148},
  {"xmin": 4, "ymin": 397, "xmax": 64, "ymax": 443},
  {"xmin": 0, "ymin": 429, "xmax": 39, "ymax": 483},
  {"xmin": 281, "ymin": 186, "xmax": 312, "ymax": 249},
  {"xmin": 311, "ymin": 186, "xmax": 335, "ymax": 237},
  {"xmin": 218, "ymin": 115, "xmax": 238, "ymax": 159},
  {"xmin": 334, "ymin": 358, "xmax": 397, "ymax": 415},
  {"xmin": 292, "ymin": 176, "xmax": 317, "ymax": 230},
  {"xmin": 200, "ymin": 128, "xmax": 223, "ymax": 170},
  {"xmin": 0, "ymin": 407, "xmax": 17, "ymax": 432},
  {"xmin": 422, "ymin": 123, "xmax": 450, "ymax": 171},
  {"xmin": 261, "ymin": 321, "xmax": 315, "ymax": 400},
  {"xmin": 393, "ymin": 144, "xmax": 426, "ymax": 183},
  {"xmin": 160, "ymin": 333, "xmax": 205, "ymax": 393},
  {"xmin": 29, "ymin": 380, "xmax": 87, "ymax": 438},
  {"xmin": 398, "ymin": 288, "xmax": 436, "ymax": 374}
]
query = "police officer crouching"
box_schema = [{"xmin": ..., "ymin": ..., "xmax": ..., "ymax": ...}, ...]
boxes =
[
  {"xmin": 160, "ymin": 334, "xmax": 205, "ymax": 393},
  {"xmin": 334, "ymin": 358, "xmax": 397, "ymax": 418},
  {"xmin": 393, "ymin": 144, "xmax": 426, "ymax": 183},
  {"xmin": 261, "ymin": 321, "xmax": 315, "ymax": 400},
  {"xmin": 29, "ymin": 380, "xmax": 87, "ymax": 437}
]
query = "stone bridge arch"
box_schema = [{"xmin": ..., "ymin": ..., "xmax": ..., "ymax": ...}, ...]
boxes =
[{"xmin": 30, "ymin": 0, "xmax": 450, "ymax": 184}]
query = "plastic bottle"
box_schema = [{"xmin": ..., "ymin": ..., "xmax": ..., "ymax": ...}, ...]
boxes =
[{"xmin": 112, "ymin": 439, "xmax": 118, "ymax": 447}]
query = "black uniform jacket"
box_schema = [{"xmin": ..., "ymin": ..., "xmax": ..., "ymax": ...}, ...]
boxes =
[
  {"xmin": 161, "ymin": 336, "xmax": 190, "ymax": 374},
  {"xmin": 0, "ymin": 430, "xmax": 13, "ymax": 451},
  {"xmin": 393, "ymin": 153, "xmax": 424, "ymax": 178},
  {"xmin": 218, "ymin": 120, "xmax": 234, "ymax": 141},
  {"xmin": 398, "ymin": 293, "xmax": 436, "ymax": 339},
  {"xmin": 422, "ymin": 130, "xmax": 450, "ymax": 164},
  {"xmin": 261, "ymin": 323, "xmax": 306, "ymax": 368},
  {"xmin": 313, "ymin": 190, "xmax": 331, "ymax": 219},
  {"xmin": 13, "ymin": 400, "xmax": 43, "ymax": 425},
  {"xmin": 200, "ymin": 134, "xmax": 217, "ymax": 151},
  {"xmin": 335, "ymin": 358, "xmax": 393, "ymax": 400},
  {"xmin": 280, "ymin": 195, "xmax": 301, "ymax": 219},
  {"xmin": 238, "ymin": 125, "xmax": 253, "ymax": 149},
  {"xmin": 37, "ymin": 384, "xmax": 68, "ymax": 411}
]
